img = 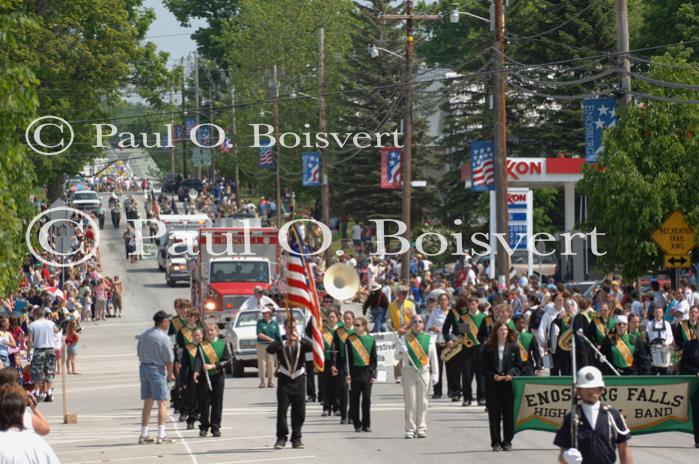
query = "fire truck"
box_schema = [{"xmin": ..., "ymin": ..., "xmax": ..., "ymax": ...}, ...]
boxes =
[{"xmin": 191, "ymin": 227, "xmax": 280, "ymax": 329}]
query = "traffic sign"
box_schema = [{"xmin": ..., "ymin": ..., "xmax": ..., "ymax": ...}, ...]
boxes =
[
  {"xmin": 663, "ymin": 254, "xmax": 692, "ymax": 269},
  {"xmin": 650, "ymin": 211, "xmax": 696, "ymax": 255}
]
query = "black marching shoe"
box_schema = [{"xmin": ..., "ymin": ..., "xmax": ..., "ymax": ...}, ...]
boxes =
[
  {"xmin": 462, "ymin": 400, "xmax": 472, "ymax": 407},
  {"xmin": 292, "ymin": 440, "xmax": 304, "ymax": 449},
  {"xmin": 212, "ymin": 430, "xmax": 221, "ymax": 437},
  {"xmin": 186, "ymin": 423, "xmax": 195, "ymax": 430},
  {"xmin": 432, "ymin": 394, "xmax": 442, "ymax": 399},
  {"xmin": 478, "ymin": 399, "xmax": 486, "ymax": 406},
  {"xmin": 492, "ymin": 444, "xmax": 503, "ymax": 452},
  {"xmin": 199, "ymin": 430, "xmax": 207, "ymax": 437},
  {"xmin": 451, "ymin": 396, "xmax": 460, "ymax": 402},
  {"xmin": 274, "ymin": 439, "xmax": 286, "ymax": 449},
  {"xmin": 44, "ymin": 394, "xmax": 53, "ymax": 403},
  {"xmin": 502, "ymin": 443, "xmax": 512, "ymax": 451},
  {"xmin": 340, "ymin": 419, "xmax": 348, "ymax": 424},
  {"xmin": 362, "ymin": 427, "xmax": 372, "ymax": 432},
  {"xmin": 178, "ymin": 413, "xmax": 186, "ymax": 422},
  {"xmin": 354, "ymin": 426, "xmax": 362, "ymax": 432}
]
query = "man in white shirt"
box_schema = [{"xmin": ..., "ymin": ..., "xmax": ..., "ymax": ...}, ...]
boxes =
[
  {"xmin": 240, "ymin": 286, "xmax": 280, "ymax": 310},
  {"xmin": 351, "ymin": 224, "xmax": 362, "ymax": 247},
  {"xmin": 671, "ymin": 291, "xmax": 690, "ymax": 323}
]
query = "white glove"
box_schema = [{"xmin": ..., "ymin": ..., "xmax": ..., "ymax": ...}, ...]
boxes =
[
  {"xmin": 431, "ymin": 375, "xmax": 439, "ymax": 386},
  {"xmin": 563, "ymin": 448, "xmax": 583, "ymax": 464}
]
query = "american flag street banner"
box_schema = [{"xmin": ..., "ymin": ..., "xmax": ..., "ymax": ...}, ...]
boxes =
[
  {"xmin": 286, "ymin": 225, "xmax": 324, "ymax": 372},
  {"xmin": 302, "ymin": 152, "xmax": 321, "ymax": 187},
  {"xmin": 184, "ymin": 117, "xmax": 196, "ymax": 137},
  {"xmin": 259, "ymin": 141, "xmax": 274, "ymax": 169},
  {"xmin": 173, "ymin": 125, "xmax": 184, "ymax": 143},
  {"xmin": 196, "ymin": 125, "xmax": 212, "ymax": 146},
  {"xmin": 380, "ymin": 147, "xmax": 402, "ymax": 189},
  {"xmin": 470, "ymin": 140, "xmax": 495, "ymax": 191},
  {"xmin": 584, "ymin": 97, "xmax": 618, "ymax": 163}
]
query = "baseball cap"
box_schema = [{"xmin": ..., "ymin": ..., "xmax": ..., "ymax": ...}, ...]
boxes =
[{"xmin": 153, "ymin": 310, "xmax": 173, "ymax": 325}]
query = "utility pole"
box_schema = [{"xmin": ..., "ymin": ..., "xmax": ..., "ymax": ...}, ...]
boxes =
[
  {"xmin": 180, "ymin": 57, "xmax": 188, "ymax": 179},
  {"xmin": 194, "ymin": 52, "xmax": 201, "ymax": 180},
  {"xmin": 615, "ymin": 0, "xmax": 632, "ymax": 107},
  {"xmin": 209, "ymin": 85, "xmax": 215, "ymax": 179},
  {"xmin": 231, "ymin": 87, "xmax": 240, "ymax": 209},
  {"xmin": 318, "ymin": 27, "xmax": 331, "ymax": 265},
  {"xmin": 169, "ymin": 89, "xmax": 175, "ymax": 174},
  {"xmin": 382, "ymin": 2, "xmax": 441, "ymax": 284},
  {"xmin": 493, "ymin": 0, "xmax": 510, "ymax": 288},
  {"xmin": 273, "ymin": 64, "xmax": 282, "ymax": 227}
]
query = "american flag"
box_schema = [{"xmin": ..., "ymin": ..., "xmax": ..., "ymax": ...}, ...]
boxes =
[
  {"xmin": 380, "ymin": 147, "xmax": 402, "ymax": 189},
  {"xmin": 302, "ymin": 152, "xmax": 320, "ymax": 187},
  {"xmin": 285, "ymin": 225, "xmax": 324, "ymax": 372},
  {"xmin": 259, "ymin": 142, "xmax": 274, "ymax": 169},
  {"xmin": 470, "ymin": 141, "xmax": 495, "ymax": 191}
]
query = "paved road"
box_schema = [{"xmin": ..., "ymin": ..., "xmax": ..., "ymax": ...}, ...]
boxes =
[{"xmin": 36, "ymin": 197, "xmax": 696, "ymax": 464}]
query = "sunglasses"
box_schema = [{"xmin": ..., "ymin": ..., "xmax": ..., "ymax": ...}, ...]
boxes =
[
  {"xmin": 353, "ymin": 323, "xmax": 363, "ymax": 327},
  {"xmin": 412, "ymin": 320, "xmax": 424, "ymax": 324}
]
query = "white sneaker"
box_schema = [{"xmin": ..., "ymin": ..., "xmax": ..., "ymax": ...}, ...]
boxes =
[
  {"xmin": 156, "ymin": 436, "xmax": 176, "ymax": 445},
  {"xmin": 405, "ymin": 432, "xmax": 414, "ymax": 439}
]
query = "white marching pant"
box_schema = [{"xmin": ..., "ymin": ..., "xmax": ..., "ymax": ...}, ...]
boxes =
[{"xmin": 402, "ymin": 366, "xmax": 430, "ymax": 434}]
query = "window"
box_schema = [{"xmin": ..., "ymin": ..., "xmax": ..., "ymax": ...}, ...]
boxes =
[
  {"xmin": 210, "ymin": 261, "xmax": 269, "ymax": 283},
  {"xmin": 236, "ymin": 311, "xmax": 261, "ymax": 328}
]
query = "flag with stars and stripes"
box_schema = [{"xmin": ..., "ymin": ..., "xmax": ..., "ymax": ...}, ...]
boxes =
[
  {"xmin": 380, "ymin": 147, "xmax": 402, "ymax": 189},
  {"xmin": 221, "ymin": 136, "xmax": 233, "ymax": 154},
  {"xmin": 470, "ymin": 141, "xmax": 495, "ymax": 191},
  {"xmin": 302, "ymin": 152, "xmax": 321, "ymax": 187},
  {"xmin": 584, "ymin": 97, "xmax": 618, "ymax": 163},
  {"xmin": 285, "ymin": 225, "xmax": 324, "ymax": 372},
  {"xmin": 259, "ymin": 141, "xmax": 274, "ymax": 169}
]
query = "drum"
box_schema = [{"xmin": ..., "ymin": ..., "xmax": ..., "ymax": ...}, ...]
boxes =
[
  {"xmin": 542, "ymin": 353, "xmax": 553, "ymax": 369},
  {"xmin": 650, "ymin": 345, "xmax": 673, "ymax": 368}
]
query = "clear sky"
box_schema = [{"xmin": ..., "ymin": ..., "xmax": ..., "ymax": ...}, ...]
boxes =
[{"xmin": 143, "ymin": 0, "xmax": 207, "ymax": 64}]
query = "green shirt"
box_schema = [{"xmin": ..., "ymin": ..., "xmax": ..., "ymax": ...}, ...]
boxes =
[{"xmin": 256, "ymin": 319, "xmax": 280, "ymax": 343}]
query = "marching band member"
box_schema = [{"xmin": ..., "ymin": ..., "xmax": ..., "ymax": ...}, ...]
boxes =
[
  {"xmin": 387, "ymin": 286, "xmax": 415, "ymax": 384},
  {"xmin": 572, "ymin": 298, "xmax": 596, "ymax": 368},
  {"xmin": 345, "ymin": 317, "xmax": 377, "ymax": 433},
  {"xmin": 396, "ymin": 315, "xmax": 439, "ymax": 438},
  {"xmin": 169, "ymin": 299, "xmax": 188, "ymax": 416},
  {"xmin": 333, "ymin": 311, "xmax": 355, "ymax": 424},
  {"xmin": 395, "ymin": 315, "xmax": 439, "ymax": 438},
  {"xmin": 593, "ymin": 303, "xmax": 614, "ymax": 347},
  {"xmin": 646, "ymin": 306, "xmax": 674, "ymax": 375},
  {"xmin": 554, "ymin": 366, "xmax": 632, "ymax": 464},
  {"xmin": 514, "ymin": 314, "xmax": 543, "ymax": 376},
  {"xmin": 320, "ymin": 310, "xmax": 340, "ymax": 416},
  {"xmin": 181, "ymin": 327, "xmax": 203, "ymax": 429},
  {"xmin": 425, "ymin": 293, "xmax": 449, "ymax": 398},
  {"xmin": 480, "ymin": 321, "xmax": 521, "ymax": 452},
  {"xmin": 627, "ymin": 313, "xmax": 651, "ymax": 374},
  {"xmin": 601, "ymin": 315, "xmax": 646, "ymax": 375},
  {"xmin": 445, "ymin": 296, "xmax": 487, "ymax": 406},
  {"xmin": 673, "ymin": 304, "xmax": 698, "ymax": 351},
  {"xmin": 267, "ymin": 317, "xmax": 313, "ymax": 449},
  {"xmin": 678, "ymin": 337, "xmax": 699, "ymax": 448},
  {"xmin": 193, "ymin": 322, "xmax": 231, "ymax": 437}
]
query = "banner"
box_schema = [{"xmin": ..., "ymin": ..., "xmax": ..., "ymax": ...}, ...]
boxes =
[
  {"xmin": 173, "ymin": 125, "xmax": 184, "ymax": 143},
  {"xmin": 302, "ymin": 151, "xmax": 321, "ymax": 187},
  {"xmin": 380, "ymin": 147, "xmax": 402, "ymax": 189},
  {"xmin": 512, "ymin": 376, "xmax": 698, "ymax": 435},
  {"xmin": 259, "ymin": 141, "xmax": 274, "ymax": 169},
  {"xmin": 583, "ymin": 97, "xmax": 617, "ymax": 163},
  {"xmin": 470, "ymin": 140, "xmax": 494, "ymax": 191}
]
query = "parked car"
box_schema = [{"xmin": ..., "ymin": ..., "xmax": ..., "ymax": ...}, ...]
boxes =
[
  {"xmin": 177, "ymin": 178, "xmax": 204, "ymax": 201},
  {"xmin": 225, "ymin": 308, "xmax": 307, "ymax": 377}
]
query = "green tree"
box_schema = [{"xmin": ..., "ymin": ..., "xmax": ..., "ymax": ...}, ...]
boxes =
[
  {"xmin": 636, "ymin": 1, "xmax": 699, "ymax": 59},
  {"xmin": 0, "ymin": 0, "xmax": 39, "ymax": 295},
  {"xmin": 579, "ymin": 51, "xmax": 699, "ymax": 279},
  {"xmin": 15, "ymin": 0, "xmax": 171, "ymax": 200}
]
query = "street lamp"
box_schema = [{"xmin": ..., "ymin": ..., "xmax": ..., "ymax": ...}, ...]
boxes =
[
  {"xmin": 449, "ymin": 9, "xmax": 491, "ymax": 25},
  {"xmin": 368, "ymin": 45, "xmax": 403, "ymax": 60}
]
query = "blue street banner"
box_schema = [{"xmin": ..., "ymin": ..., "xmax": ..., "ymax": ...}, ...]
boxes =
[
  {"xmin": 196, "ymin": 125, "xmax": 211, "ymax": 146},
  {"xmin": 302, "ymin": 151, "xmax": 321, "ymax": 187},
  {"xmin": 184, "ymin": 117, "xmax": 196, "ymax": 137},
  {"xmin": 584, "ymin": 97, "xmax": 618, "ymax": 163},
  {"xmin": 173, "ymin": 125, "xmax": 184, "ymax": 143},
  {"xmin": 470, "ymin": 141, "xmax": 495, "ymax": 191},
  {"xmin": 163, "ymin": 134, "xmax": 170, "ymax": 154},
  {"xmin": 380, "ymin": 147, "xmax": 402, "ymax": 189},
  {"xmin": 259, "ymin": 141, "xmax": 274, "ymax": 169}
]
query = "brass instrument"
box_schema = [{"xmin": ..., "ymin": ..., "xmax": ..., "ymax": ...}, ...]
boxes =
[
  {"xmin": 558, "ymin": 328, "xmax": 573, "ymax": 352},
  {"xmin": 441, "ymin": 341, "xmax": 463, "ymax": 362},
  {"xmin": 323, "ymin": 263, "xmax": 360, "ymax": 301}
]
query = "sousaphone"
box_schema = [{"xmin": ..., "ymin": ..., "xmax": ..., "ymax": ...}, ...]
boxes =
[{"xmin": 323, "ymin": 263, "xmax": 360, "ymax": 301}]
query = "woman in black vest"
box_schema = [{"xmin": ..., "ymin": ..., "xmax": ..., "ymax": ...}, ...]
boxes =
[{"xmin": 479, "ymin": 320, "xmax": 522, "ymax": 452}]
